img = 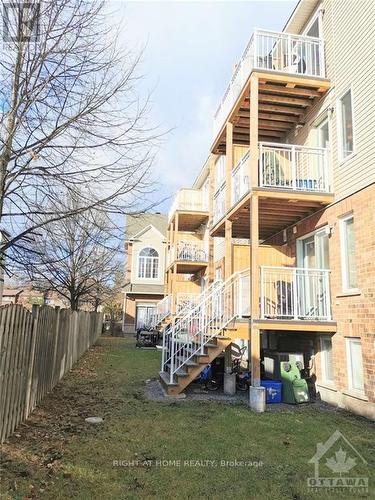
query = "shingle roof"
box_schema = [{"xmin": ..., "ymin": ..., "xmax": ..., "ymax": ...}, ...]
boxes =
[{"xmin": 125, "ymin": 213, "xmax": 167, "ymax": 240}]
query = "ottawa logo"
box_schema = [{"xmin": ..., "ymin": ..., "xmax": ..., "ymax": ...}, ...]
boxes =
[{"xmin": 307, "ymin": 430, "xmax": 368, "ymax": 493}]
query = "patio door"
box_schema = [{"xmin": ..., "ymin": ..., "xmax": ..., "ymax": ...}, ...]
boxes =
[
  {"xmin": 136, "ymin": 304, "xmax": 156, "ymax": 330},
  {"xmin": 297, "ymin": 229, "xmax": 329, "ymax": 318}
]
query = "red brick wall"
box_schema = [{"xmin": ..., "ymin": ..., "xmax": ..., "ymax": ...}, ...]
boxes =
[{"xmin": 266, "ymin": 183, "xmax": 375, "ymax": 406}]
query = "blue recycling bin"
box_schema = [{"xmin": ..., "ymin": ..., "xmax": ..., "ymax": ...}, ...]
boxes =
[{"xmin": 261, "ymin": 380, "xmax": 282, "ymax": 404}]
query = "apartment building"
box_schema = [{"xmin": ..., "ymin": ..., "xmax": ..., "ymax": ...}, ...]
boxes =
[
  {"xmin": 123, "ymin": 213, "xmax": 167, "ymax": 333},
  {"xmin": 157, "ymin": 0, "xmax": 375, "ymax": 419}
]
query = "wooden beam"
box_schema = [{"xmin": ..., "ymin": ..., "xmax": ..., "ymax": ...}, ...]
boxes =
[
  {"xmin": 258, "ymin": 94, "xmax": 314, "ymax": 107},
  {"xmin": 252, "ymin": 70, "xmax": 331, "ymax": 90},
  {"xmin": 258, "ymin": 84, "xmax": 321, "ymax": 97},
  {"xmin": 258, "ymin": 103, "xmax": 306, "ymax": 115}
]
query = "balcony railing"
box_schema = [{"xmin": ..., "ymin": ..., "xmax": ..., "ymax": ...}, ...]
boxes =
[
  {"xmin": 168, "ymin": 241, "xmax": 208, "ymax": 265},
  {"xmin": 259, "ymin": 142, "xmax": 330, "ymax": 192},
  {"xmin": 211, "ymin": 144, "xmax": 331, "ymax": 222},
  {"xmin": 176, "ymin": 293, "xmax": 200, "ymax": 316},
  {"xmin": 168, "ymin": 188, "xmax": 208, "ymax": 221},
  {"xmin": 212, "ymin": 183, "xmax": 226, "ymax": 226},
  {"xmin": 260, "ymin": 266, "xmax": 331, "ymax": 321},
  {"xmin": 231, "ymin": 151, "xmax": 250, "ymax": 206},
  {"xmin": 213, "ymin": 28, "xmax": 325, "ymax": 141}
]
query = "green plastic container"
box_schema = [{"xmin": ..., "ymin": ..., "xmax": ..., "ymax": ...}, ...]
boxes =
[{"xmin": 280, "ymin": 361, "xmax": 310, "ymax": 404}]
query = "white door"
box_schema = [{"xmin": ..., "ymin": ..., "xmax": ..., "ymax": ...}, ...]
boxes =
[
  {"xmin": 136, "ymin": 304, "xmax": 156, "ymax": 330},
  {"xmin": 298, "ymin": 230, "xmax": 329, "ymax": 318}
]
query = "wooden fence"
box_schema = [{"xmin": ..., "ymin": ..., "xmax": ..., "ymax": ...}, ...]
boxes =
[{"xmin": 0, "ymin": 304, "xmax": 103, "ymax": 442}]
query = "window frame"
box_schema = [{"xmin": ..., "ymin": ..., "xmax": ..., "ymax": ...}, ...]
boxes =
[
  {"xmin": 137, "ymin": 246, "xmax": 159, "ymax": 280},
  {"xmin": 345, "ymin": 337, "xmax": 365, "ymax": 394},
  {"xmin": 339, "ymin": 213, "xmax": 358, "ymax": 293},
  {"xmin": 337, "ymin": 86, "xmax": 356, "ymax": 162},
  {"xmin": 302, "ymin": 7, "xmax": 323, "ymax": 39},
  {"xmin": 320, "ymin": 335, "xmax": 334, "ymax": 385}
]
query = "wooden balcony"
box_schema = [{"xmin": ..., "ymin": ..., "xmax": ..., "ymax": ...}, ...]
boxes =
[
  {"xmin": 167, "ymin": 240, "xmax": 208, "ymax": 273},
  {"xmin": 169, "ymin": 188, "xmax": 209, "ymax": 231},
  {"xmin": 211, "ymin": 142, "xmax": 333, "ymax": 239},
  {"xmin": 212, "ymin": 29, "xmax": 330, "ymax": 154}
]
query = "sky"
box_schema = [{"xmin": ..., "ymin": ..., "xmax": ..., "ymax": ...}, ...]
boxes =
[{"xmin": 114, "ymin": 0, "xmax": 298, "ymax": 213}]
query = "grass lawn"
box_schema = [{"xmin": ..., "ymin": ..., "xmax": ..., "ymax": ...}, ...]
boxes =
[{"xmin": 1, "ymin": 336, "xmax": 374, "ymax": 499}]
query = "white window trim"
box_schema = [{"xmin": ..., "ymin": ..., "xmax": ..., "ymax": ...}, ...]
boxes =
[
  {"xmin": 137, "ymin": 246, "xmax": 159, "ymax": 281},
  {"xmin": 345, "ymin": 337, "xmax": 365, "ymax": 394},
  {"xmin": 296, "ymin": 225, "xmax": 330, "ymax": 268},
  {"xmin": 339, "ymin": 213, "xmax": 359, "ymax": 294},
  {"xmin": 336, "ymin": 86, "xmax": 356, "ymax": 163},
  {"xmin": 302, "ymin": 6, "xmax": 323, "ymax": 38},
  {"xmin": 320, "ymin": 335, "xmax": 334, "ymax": 385}
]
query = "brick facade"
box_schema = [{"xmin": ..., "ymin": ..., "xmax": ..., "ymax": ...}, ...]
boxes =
[{"xmin": 266, "ymin": 183, "xmax": 375, "ymax": 418}]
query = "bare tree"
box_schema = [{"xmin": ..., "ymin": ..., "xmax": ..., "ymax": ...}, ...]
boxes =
[
  {"xmin": 0, "ymin": 0, "xmax": 159, "ymax": 268},
  {"xmin": 26, "ymin": 205, "xmax": 121, "ymax": 311}
]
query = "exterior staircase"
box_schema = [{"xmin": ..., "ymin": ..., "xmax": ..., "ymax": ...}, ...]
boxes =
[{"xmin": 159, "ymin": 269, "xmax": 250, "ymax": 395}]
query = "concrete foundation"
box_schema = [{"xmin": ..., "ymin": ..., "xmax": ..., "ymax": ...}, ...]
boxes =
[
  {"xmin": 249, "ymin": 385, "xmax": 266, "ymax": 412},
  {"xmin": 224, "ymin": 373, "xmax": 236, "ymax": 395}
]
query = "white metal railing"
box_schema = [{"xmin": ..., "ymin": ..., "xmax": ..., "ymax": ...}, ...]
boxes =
[
  {"xmin": 213, "ymin": 28, "xmax": 325, "ymax": 141},
  {"xmin": 176, "ymin": 293, "xmax": 200, "ymax": 316},
  {"xmin": 260, "ymin": 266, "xmax": 331, "ymax": 321},
  {"xmin": 176, "ymin": 240, "xmax": 208, "ymax": 262},
  {"xmin": 168, "ymin": 188, "xmax": 209, "ymax": 221},
  {"xmin": 259, "ymin": 142, "xmax": 330, "ymax": 192},
  {"xmin": 213, "ymin": 183, "xmax": 226, "ymax": 225},
  {"xmin": 231, "ymin": 151, "xmax": 251, "ymax": 207},
  {"xmin": 161, "ymin": 270, "xmax": 250, "ymax": 382},
  {"xmin": 150, "ymin": 294, "xmax": 172, "ymax": 328}
]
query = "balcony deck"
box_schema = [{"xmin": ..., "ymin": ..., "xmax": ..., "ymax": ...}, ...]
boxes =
[
  {"xmin": 211, "ymin": 187, "xmax": 333, "ymax": 239},
  {"xmin": 231, "ymin": 319, "xmax": 337, "ymax": 339},
  {"xmin": 169, "ymin": 188, "xmax": 209, "ymax": 231},
  {"xmin": 211, "ymin": 29, "xmax": 330, "ymax": 154},
  {"xmin": 211, "ymin": 141, "xmax": 334, "ymax": 239},
  {"xmin": 212, "ymin": 71, "xmax": 330, "ymax": 154},
  {"xmin": 167, "ymin": 241, "xmax": 209, "ymax": 273}
]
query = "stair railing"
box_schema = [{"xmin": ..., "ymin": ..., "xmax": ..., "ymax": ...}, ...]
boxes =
[{"xmin": 162, "ymin": 269, "xmax": 250, "ymax": 382}]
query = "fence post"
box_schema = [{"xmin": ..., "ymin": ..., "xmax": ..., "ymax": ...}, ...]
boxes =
[{"xmin": 24, "ymin": 305, "xmax": 39, "ymax": 419}]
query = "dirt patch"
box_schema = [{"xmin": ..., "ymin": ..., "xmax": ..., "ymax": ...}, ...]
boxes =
[{"xmin": 0, "ymin": 342, "xmax": 109, "ymax": 499}]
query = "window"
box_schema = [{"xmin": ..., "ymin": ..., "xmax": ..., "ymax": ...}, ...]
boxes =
[
  {"xmin": 138, "ymin": 247, "xmax": 159, "ymax": 279},
  {"xmin": 346, "ymin": 338, "xmax": 365, "ymax": 392},
  {"xmin": 340, "ymin": 214, "xmax": 357, "ymax": 291},
  {"xmin": 338, "ymin": 89, "xmax": 354, "ymax": 159},
  {"xmin": 320, "ymin": 336, "xmax": 334, "ymax": 383}
]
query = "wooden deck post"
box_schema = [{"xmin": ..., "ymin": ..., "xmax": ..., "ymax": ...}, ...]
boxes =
[
  {"xmin": 208, "ymin": 154, "xmax": 216, "ymax": 284},
  {"xmin": 248, "ymin": 75, "xmax": 261, "ymax": 388},
  {"xmin": 249, "ymin": 75, "xmax": 259, "ymax": 187},
  {"xmin": 225, "ymin": 220, "xmax": 232, "ymax": 280},
  {"xmin": 224, "ymin": 121, "xmax": 233, "ymax": 280},
  {"xmin": 225, "ymin": 121, "xmax": 233, "ymax": 212}
]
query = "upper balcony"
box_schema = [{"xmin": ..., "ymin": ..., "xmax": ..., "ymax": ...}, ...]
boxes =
[
  {"xmin": 212, "ymin": 142, "xmax": 333, "ymax": 239},
  {"xmin": 167, "ymin": 240, "xmax": 208, "ymax": 273},
  {"xmin": 168, "ymin": 188, "xmax": 209, "ymax": 231},
  {"xmin": 212, "ymin": 29, "xmax": 330, "ymax": 153}
]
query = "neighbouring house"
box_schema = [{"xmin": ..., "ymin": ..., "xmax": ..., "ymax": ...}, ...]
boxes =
[
  {"xmin": 2, "ymin": 288, "xmax": 24, "ymax": 305},
  {"xmin": 1, "ymin": 286, "xmax": 68, "ymax": 310},
  {"xmin": 156, "ymin": 0, "xmax": 375, "ymax": 419},
  {"xmin": 123, "ymin": 213, "xmax": 167, "ymax": 333}
]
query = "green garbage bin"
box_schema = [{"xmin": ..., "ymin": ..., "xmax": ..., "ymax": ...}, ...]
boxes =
[{"xmin": 280, "ymin": 361, "xmax": 310, "ymax": 404}]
